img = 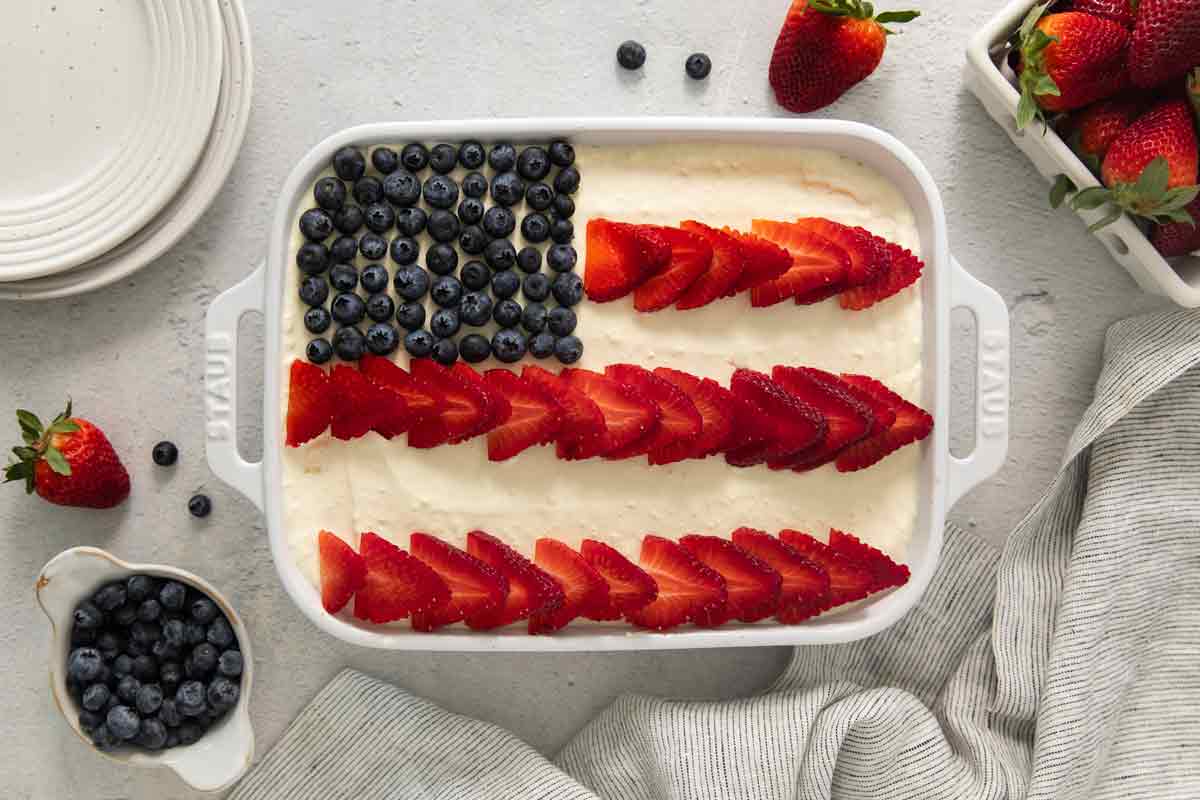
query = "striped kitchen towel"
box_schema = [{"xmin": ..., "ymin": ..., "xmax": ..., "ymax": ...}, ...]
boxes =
[{"xmin": 232, "ymin": 310, "xmax": 1200, "ymax": 800}]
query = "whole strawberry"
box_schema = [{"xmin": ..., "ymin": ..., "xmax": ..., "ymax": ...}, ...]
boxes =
[
  {"xmin": 1016, "ymin": 5, "xmax": 1130, "ymax": 129},
  {"xmin": 1059, "ymin": 95, "xmax": 1146, "ymax": 172},
  {"xmin": 1063, "ymin": 0, "xmax": 1137, "ymax": 28},
  {"xmin": 1152, "ymin": 195, "xmax": 1200, "ymax": 256},
  {"xmin": 768, "ymin": 0, "xmax": 919, "ymax": 114},
  {"xmin": 1129, "ymin": 0, "xmax": 1200, "ymax": 88},
  {"xmin": 4, "ymin": 401, "xmax": 130, "ymax": 509}
]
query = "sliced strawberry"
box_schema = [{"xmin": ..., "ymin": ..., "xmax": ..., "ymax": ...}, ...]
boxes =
[
  {"xmin": 451, "ymin": 362, "xmax": 511, "ymax": 438},
  {"xmin": 720, "ymin": 384, "xmax": 779, "ymax": 456},
  {"xmin": 409, "ymin": 532, "xmax": 508, "ymax": 631},
  {"xmin": 529, "ymin": 539, "xmax": 610, "ymax": 633},
  {"xmin": 464, "ymin": 531, "xmax": 565, "ymax": 629},
  {"xmin": 840, "ymin": 239, "xmax": 924, "ymax": 311},
  {"xmin": 626, "ymin": 535, "xmax": 728, "ymax": 630},
  {"xmin": 605, "ymin": 364, "xmax": 700, "ymax": 462},
  {"xmin": 522, "ymin": 365, "xmax": 608, "ymax": 461},
  {"xmin": 730, "ymin": 528, "xmax": 831, "ymax": 623},
  {"xmin": 779, "ymin": 530, "xmax": 876, "ymax": 607},
  {"xmin": 792, "ymin": 218, "xmax": 886, "ymax": 293},
  {"xmin": 318, "ymin": 530, "xmax": 366, "ymax": 614},
  {"xmin": 360, "ymin": 354, "xmax": 443, "ymax": 422},
  {"xmin": 560, "ymin": 368, "xmax": 660, "ymax": 457},
  {"xmin": 483, "ymin": 369, "xmax": 562, "ymax": 461},
  {"xmin": 579, "ymin": 540, "xmax": 659, "ymax": 620},
  {"xmin": 770, "ymin": 366, "xmax": 873, "ymax": 471},
  {"xmin": 827, "ymin": 529, "xmax": 910, "ymax": 590},
  {"xmin": 353, "ymin": 532, "xmax": 450, "ymax": 624},
  {"xmin": 749, "ymin": 220, "xmax": 850, "ymax": 307},
  {"xmin": 676, "ymin": 221, "xmax": 745, "ymax": 310},
  {"xmin": 330, "ymin": 364, "xmax": 386, "ymax": 441},
  {"xmin": 584, "ymin": 218, "xmax": 672, "ymax": 302},
  {"xmin": 651, "ymin": 368, "xmax": 737, "ymax": 461},
  {"xmin": 725, "ymin": 369, "xmax": 826, "ymax": 467},
  {"xmin": 835, "ymin": 374, "xmax": 897, "ymax": 437},
  {"xmin": 835, "ymin": 375, "xmax": 933, "ymax": 472},
  {"xmin": 354, "ymin": 355, "xmax": 412, "ymax": 439},
  {"xmin": 632, "ymin": 226, "xmax": 714, "ymax": 312},
  {"xmin": 679, "ymin": 535, "xmax": 782, "ymax": 623},
  {"xmin": 286, "ymin": 360, "xmax": 333, "ymax": 447},
  {"xmin": 726, "ymin": 228, "xmax": 793, "ymax": 294},
  {"xmin": 408, "ymin": 359, "xmax": 491, "ymax": 448}
]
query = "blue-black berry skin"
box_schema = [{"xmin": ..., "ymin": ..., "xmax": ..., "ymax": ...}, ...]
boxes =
[
  {"xmin": 394, "ymin": 266, "xmax": 430, "ymax": 301},
  {"xmin": 131, "ymin": 653, "xmax": 158, "ymax": 681},
  {"xmin": 429, "ymin": 143, "xmax": 458, "ymax": 174},
  {"xmin": 492, "ymin": 329, "xmax": 528, "ymax": 363},
  {"xmin": 400, "ymin": 143, "xmax": 429, "ymax": 172},
  {"xmin": 331, "ymin": 292, "xmax": 367, "ymax": 325},
  {"xmin": 459, "ymin": 292, "xmax": 493, "ymax": 326},
  {"xmin": 296, "ymin": 243, "xmax": 329, "ymax": 275},
  {"xmin": 299, "ymin": 275, "xmax": 329, "ymax": 307},
  {"xmin": 363, "ymin": 202, "xmax": 395, "ymax": 234},
  {"xmin": 547, "ymin": 244, "xmax": 577, "ymax": 272},
  {"xmin": 523, "ymin": 272, "xmax": 551, "ymax": 302},
  {"xmin": 74, "ymin": 602, "xmax": 104, "ymax": 631},
  {"xmin": 107, "ymin": 705, "xmax": 141, "ymax": 740},
  {"xmin": 529, "ymin": 331, "xmax": 556, "ymax": 359},
  {"xmin": 136, "ymin": 599, "xmax": 161, "ymax": 623},
  {"xmin": 517, "ymin": 246, "xmax": 542, "ymax": 274},
  {"xmin": 96, "ymin": 630, "xmax": 122, "ymax": 658},
  {"xmin": 188, "ymin": 494, "xmax": 212, "ymax": 518},
  {"xmin": 333, "ymin": 204, "xmax": 364, "ymax": 234},
  {"xmin": 549, "ymin": 140, "xmax": 575, "ymax": 167},
  {"xmin": 184, "ymin": 619, "xmax": 206, "ymax": 645},
  {"xmin": 159, "ymin": 698, "xmax": 182, "ymax": 728},
  {"xmin": 159, "ymin": 662, "xmax": 183, "ymax": 689},
  {"xmin": 333, "ymin": 146, "xmax": 366, "ymax": 181},
  {"xmin": 422, "ymin": 174, "xmax": 459, "ymax": 209},
  {"xmin": 482, "ymin": 206, "xmax": 516, "ymax": 239},
  {"xmin": 330, "ymin": 235, "xmax": 358, "ymax": 264},
  {"xmin": 553, "ymin": 193, "xmax": 575, "ymax": 219},
  {"xmin": 459, "ymin": 333, "xmax": 491, "ymax": 363},
  {"xmin": 552, "ymin": 272, "xmax": 584, "ymax": 306},
  {"xmin": 366, "ymin": 323, "xmax": 400, "ymax": 355},
  {"xmin": 366, "ymin": 293, "xmax": 395, "ymax": 322},
  {"xmin": 490, "ymin": 171, "xmax": 526, "ymax": 207},
  {"xmin": 396, "ymin": 302, "xmax": 426, "ymax": 331},
  {"xmin": 307, "ymin": 337, "xmax": 333, "ymax": 364},
  {"xmin": 430, "ymin": 308, "xmax": 461, "ymax": 339},
  {"xmin": 207, "ymin": 617, "xmax": 235, "ymax": 649},
  {"xmin": 462, "ymin": 171, "xmax": 488, "ymax": 198},
  {"xmin": 329, "ymin": 263, "xmax": 358, "ymax": 292},
  {"xmin": 553, "ymin": 166, "xmax": 580, "ymax": 195},
  {"xmin": 314, "ymin": 177, "xmax": 347, "ymax": 211},
  {"xmin": 458, "ymin": 140, "xmax": 486, "ymax": 169},
  {"xmin": 178, "ymin": 722, "xmax": 203, "ymax": 745},
  {"xmin": 488, "ymin": 143, "xmax": 517, "ymax": 172},
  {"xmin": 218, "ymin": 650, "xmax": 243, "ymax": 678},
  {"xmin": 333, "ymin": 326, "xmax": 366, "ymax": 360},
  {"xmin": 617, "ymin": 40, "xmax": 646, "ymax": 70},
  {"xmin": 431, "ymin": 275, "xmax": 464, "ymax": 308},
  {"xmin": 359, "ymin": 233, "xmax": 388, "ymax": 261},
  {"xmin": 138, "ymin": 717, "xmax": 168, "ymax": 750},
  {"xmin": 427, "ymin": 243, "xmax": 459, "ymax": 276},
  {"xmin": 491, "ymin": 269, "xmax": 519, "ymax": 299},
  {"xmin": 79, "ymin": 709, "xmax": 103, "ymax": 732},
  {"xmin": 427, "ymin": 209, "xmax": 461, "ymax": 243},
  {"xmin": 517, "ymin": 146, "xmax": 551, "ymax": 181},
  {"xmin": 382, "ymin": 171, "xmax": 421, "ymax": 207},
  {"xmin": 208, "ymin": 677, "xmax": 241, "ymax": 711},
  {"xmin": 685, "ymin": 52, "xmax": 712, "ymax": 80},
  {"xmin": 522, "ymin": 302, "xmax": 548, "ymax": 334},
  {"xmin": 458, "ymin": 197, "xmax": 485, "ymax": 225},
  {"xmin": 152, "ymin": 441, "xmax": 179, "ymax": 467},
  {"xmin": 390, "ymin": 236, "xmax": 420, "ymax": 266},
  {"xmin": 548, "ymin": 306, "xmax": 578, "ymax": 336},
  {"xmin": 432, "ymin": 338, "xmax": 459, "ymax": 365},
  {"xmin": 404, "ymin": 329, "xmax": 435, "ymax": 358},
  {"xmin": 526, "ymin": 182, "xmax": 553, "ymax": 211},
  {"xmin": 190, "ymin": 597, "xmax": 218, "ymax": 624},
  {"xmin": 550, "ymin": 217, "xmax": 574, "ymax": 244},
  {"xmin": 459, "ymin": 225, "xmax": 488, "ymax": 255},
  {"xmin": 461, "ymin": 261, "xmax": 490, "ymax": 291},
  {"xmin": 83, "ymin": 683, "xmax": 110, "ymax": 712},
  {"xmin": 191, "ymin": 643, "xmax": 218, "ymax": 674},
  {"xmin": 136, "ymin": 683, "xmax": 164, "ymax": 715},
  {"xmin": 299, "ymin": 208, "xmax": 334, "ymax": 242},
  {"xmin": 493, "ymin": 298, "xmax": 522, "ymax": 328},
  {"xmin": 354, "ymin": 176, "xmax": 384, "ymax": 205},
  {"xmin": 117, "ymin": 675, "xmax": 141, "ymax": 703},
  {"xmin": 127, "ymin": 576, "xmax": 156, "ymax": 603},
  {"xmin": 521, "ymin": 213, "xmax": 550, "ymax": 243},
  {"xmin": 112, "ymin": 604, "xmax": 138, "ymax": 627},
  {"xmin": 371, "ymin": 146, "xmax": 399, "ymax": 174},
  {"xmin": 485, "ymin": 239, "xmax": 517, "ymax": 271},
  {"xmin": 162, "ymin": 619, "xmax": 186, "ymax": 648},
  {"xmin": 555, "ymin": 335, "xmax": 584, "ymax": 364},
  {"xmin": 361, "ymin": 263, "xmax": 389, "ymax": 294},
  {"xmin": 113, "ymin": 654, "xmax": 134, "ymax": 678},
  {"xmin": 94, "ymin": 582, "xmax": 126, "ymax": 611},
  {"xmin": 395, "ymin": 206, "xmax": 427, "ymax": 236},
  {"xmin": 175, "ymin": 681, "xmax": 207, "ymax": 717}
]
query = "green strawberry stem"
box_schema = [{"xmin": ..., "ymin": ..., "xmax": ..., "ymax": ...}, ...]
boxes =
[
  {"xmin": 1066, "ymin": 157, "xmax": 1200, "ymax": 232},
  {"xmin": 4, "ymin": 400, "xmax": 79, "ymax": 494},
  {"xmin": 807, "ymin": 0, "xmax": 919, "ymax": 32},
  {"xmin": 1015, "ymin": 1, "xmax": 1060, "ymax": 131}
]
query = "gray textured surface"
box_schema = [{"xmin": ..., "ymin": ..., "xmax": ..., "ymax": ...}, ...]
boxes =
[{"xmin": 0, "ymin": 1, "xmax": 1172, "ymax": 797}]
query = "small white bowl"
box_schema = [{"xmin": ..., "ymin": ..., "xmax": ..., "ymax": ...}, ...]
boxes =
[{"xmin": 37, "ymin": 547, "xmax": 255, "ymax": 792}]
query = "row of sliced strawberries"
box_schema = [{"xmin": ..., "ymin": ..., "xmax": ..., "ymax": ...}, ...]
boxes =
[
  {"xmin": 286, "ymin": 357, "xmax": 933, "ymax": 473},
  {"xmin": 318, "ymin": 528, "xmax": 910, "ymax": 633},
  {"xmin": 583, "ymin": 216, "xmax": 924, "ymax": 312}
]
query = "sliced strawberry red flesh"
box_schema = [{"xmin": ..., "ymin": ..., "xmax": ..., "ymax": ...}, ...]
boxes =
[
  {"xmin": 318, "ymin": 530, "xmax": 366, "ymax": 614},
  {"xmin": 483, "ymin": 369, "xmax": 562, "ymax": 462},
  {"xmin": 410, "ymin": 532, "xmax": 508, "ymax": 631},
  {"xmin": 727, "ymin": 228, "xmax": 793, "ymax": 295},
  {"xmin": 360, "ymin": 355, "xmax": 444, "ymax": 422},
  {"xmin": 779, "ymin": 530, "xmax": 877, "ymax": 607},
  {"xmin": 580, "ymin": 539, "xmax": 658, "ymax": 620},
  {"xmin": 604, "ymin": 364, "xmax": 701, "ymax": 462},
  {"xmin": 828, "ymin": 529, "xmax": 910, "ymax": 590},
  {"xmin": 529, "ymin": 539, "xmax": 610, "ymax": 633},
  {"xmin": 584, "ymin": 218, "xmax": 672, "ymax": 302},
  {"xmin": 650, "ymin": 368, "xmax": 737, "ymax": 462},
  {"xmin": 560, "ymin": 368, "xmax": 660, "ymax": 457},
  {"xmin": 834, "ymin": 374, "xmax": 933, "ymax": 472},
  {"xmin": 676, "ymin": 221, "xmax": 745, "ymax": 310},
  {"xmin": 625, "ymin": 535, "xmax": 728, "ymax": 630},
  {"xmin": 522, "ymin": 364, "xmax": 607, "ymax": 460},
  {"xmin": 464, "ymin": 530, "xmax": 565, "ymax": 629},
  {"xmin": 286, "ymin": 359, "xmax": 333, "ymax": 447},
  {"xmin": 731, "ymin": 528, "xmax": 831, "ymax": 623},
  {"xmin": 725, "ymin": 369, "xmax": 826, "ymax": 467},
  {"xmin": 353, "ymin": 532, "xmax": 450, "ymax": 624},
  {"xmin": 840, "ymin": 239, "xmax": 924, "ymax": 311},
  {"xmin": 680, "ymin": 534, "xmax": 782, "ymax": 623},
  {"xmin": 749, "ymin": 220, "xmax": 851, "ymax": 307},
  {"xmin": 330, "ymin": 364, "xmax": 385, "ymax": 441},
  {"xmin": 769, "ymin": 366, "xmax": 873, "ymax": 471},
  {"xmin": 792, "ymin": 217, "xmax": 886, "ymax": 291},
  {"xmin": 632, "ymin": 225, "xmax": 714, "ymax": 312},
  {"xmin": 408, "ymin": 359, "xmax": 492, "ymax": 448}
]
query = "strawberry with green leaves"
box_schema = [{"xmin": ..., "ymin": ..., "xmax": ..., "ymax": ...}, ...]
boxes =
[{"xmin": 1058, "ymin": 96, "xmax": 1146, "ymax": 173}]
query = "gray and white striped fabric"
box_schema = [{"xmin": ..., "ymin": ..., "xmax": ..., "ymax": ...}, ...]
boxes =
[{"xmin": 233, "ymin": 310, "xmax": 1200, "ymax": 800}]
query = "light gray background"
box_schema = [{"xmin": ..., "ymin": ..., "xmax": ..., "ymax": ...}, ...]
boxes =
[{"xmin": 0, "ymin": 1, "xmax": 1172, "ymax": 797}]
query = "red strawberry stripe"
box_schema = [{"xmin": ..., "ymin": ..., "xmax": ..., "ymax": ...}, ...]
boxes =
[
  {"xmin": 484, "ymin": 369, "xmax": 562, "ymax": 462},
  {"xmin": 286, "ymin": 360, "xmax": 333, "ymax": 447},
  {"xmin": 827, "ymin": 529, "xmax": 910, "ymax": 589},
  {"xmin": 633, "ymin": 225, "xmax": 714, "ymax": 312},
  {"xmin": 452, "ymin": 362, "xmax": 512, "ymax": 440},
  {"xmin": 834, "ymin": 374, "xmax": 933, "ymax": 472},
  {"xmin": 749, "ymin": 220, "xmax": 851, "ymax": 307},
  {"xmin": 464, "ymin": 531, "xmax": 565, "ymax": 629},
  {"xmin": 676, "ymin": 221, "xmax": 745, "ymax": 310},
  {"xmin": 318, "ymin": 530, "xmax": 366, "ymax": 614},
  {"xmin": 626, "ymin": 535, "xmax": 728, "ymax": 630},
  {"xmin": 409, "ymin": 532, "xmax": 508, "ymax": 631},
  {"xmin": 330, "ymin": 364, "xmax": 385, "ymax": 441},
  {"xmin": 839, "ymin": 239, "xmax": 921, "ymax": 311},
  {"xmin": 605, "ymin": 364, "xmax": 701, "ymax": 462},
  {"xmin": 725, "ymin": 369, "xmax": 826, "ymax": 467},
  {"xmin": 408, "ymin": 359, "xmax": 492, "ymax": 448},
  {"xmin": 354, "ymin": 532, "xmax": 450, "ymax": 624},
  {"xmin": 769, "ymin": 366, "xmax": 874, "ymax": 471},
  {"xmin": 580, "ymin": 540, "xmax": 658, "ymax": 620},
  {"xmin": 680, "ymin": 535, "xmax": 783, "ymax": 623},
  {"xmin": 727, "ymin": 228, "xmax": 793, "ymax": 294},
  {"xmin": 360, "ymin": 355, "xmax": 443, "ymax": 422},
  {"xmin": 793, "ymin": 218, "xmax": 885, "ymax": 289},
  {"xmin": 530, "ymin": 539, "xmax": 611, "ymax": 633},
  {"xmin": 649, "ymin": 369, "xmax": 737, "ymax": 462},
  {"xmin": 778, "ymin": 530, "xmax": 877, "ymax": 607},
  {"xmin": 561, "ymin": 368, "xmax": 660, "ymax": 457},
  {"xmin": 730, "ymin": 527, "xmax": 831, "ymax": 623},
  {"xmin": 584, "ymin": 219, "xmax": 672, "ymax": 302},
  {"xmin": 522, "ymin": 365, "xmax": 607, "ymax": 461}
]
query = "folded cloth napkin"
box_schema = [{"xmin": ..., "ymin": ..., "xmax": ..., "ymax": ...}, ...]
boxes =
[{"xmin": 232, "ymin": 310, "xmax": 1200, "ymax": 800}]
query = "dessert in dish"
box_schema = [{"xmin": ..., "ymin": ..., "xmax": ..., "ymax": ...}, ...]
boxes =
[{"xmin": 280, "ymin": 138, "xmax": 930, "ymax": 633}]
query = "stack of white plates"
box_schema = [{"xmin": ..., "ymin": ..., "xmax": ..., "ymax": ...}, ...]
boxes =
[{"xmin": 0, "ymin": 0, "xmax": 252, "ymax": 301}]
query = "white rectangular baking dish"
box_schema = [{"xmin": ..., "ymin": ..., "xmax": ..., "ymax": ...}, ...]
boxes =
[
  {"xmin": 204, "ymin": 117, "xmax": 1010, "ymax": 651},
  {"xmin": 965, "ymin": 0, "xmax": 1200, "ymax": 307}
]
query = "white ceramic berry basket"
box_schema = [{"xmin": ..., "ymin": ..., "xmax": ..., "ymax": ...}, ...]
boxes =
[
  {"xmin": 36, "ymin": 547, "xmax": 254, "ymax": 792},
  {"xmin": 205, "ymin": 117, "xmax": 1010, "ymax": 651},
  {"xmin": 964, "ymin": 0, "xmax": 1200, "ymax": 307}
]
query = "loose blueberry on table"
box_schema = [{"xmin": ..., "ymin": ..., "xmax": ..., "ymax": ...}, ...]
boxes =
[{"xmin": 151, "ymin": 441, "xmax": 178, "ymax": 467}]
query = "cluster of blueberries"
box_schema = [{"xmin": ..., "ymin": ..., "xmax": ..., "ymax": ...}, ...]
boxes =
[
  {"xmin": 65, "ymin": 575, "xmax": 243, "ymax": 752},
  {"xmin": 296, "ymin": 139, "xmax": 584, "ymax": 367}
]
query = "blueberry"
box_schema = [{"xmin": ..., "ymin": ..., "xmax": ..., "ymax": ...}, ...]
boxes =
[
  {"xmin": 132, "ymin": 654, "xmax": 158, "ymax": 681},
  {"xmin": 428, "ymin": 209, "xmax": 461, "ymax": 243},
  {"xmin": 522, "ymin": 302, "xmax": 548, "ymax": 333},
  {"xmin": 94, "ymin": 582, "xmax": 127, "ymax": 612},
  {"xmin": 91, "ymin": 723, "xmax": 118, "ymax": 751},
  {"xmin": 183, "ymin": 621, "xmax": 206, "ymax": 646},
  {"xmin": 458, "ymin": 140, "xmax": 485, "ymax": 169},
  {"xmin": 159, "ymin": 662, "xmax": 183, "ymax": 689},
  {"xmin": 552, "ymin": 272, "xmax": 584, "ymax": 306},
  {"xmin": 458, "ymin": 197, "xmax": 484, "ymax": 225},
  {"xmin": 333, "ymin": 327, "xmax": 365, "ymax": 361},
  {"xmin": 126, "ymin": 576, "xmax": 157, "ymax": 604},
  {"xmin": 550, "ymin": 217, "xmax": 574, "ymax": 244},
  {"xmin": 491, "ymin": 171, "xmax": 526, "ymax": 207},
  {"xmin": 485, "ymin": 239, "xmax": 517, "ymax": 271},
  {"xmin": 138, "ymin": 717, "xmax": 168, "ymax": 750},
  {"xmin": 400, "ymin": 143, "xmax": 429, "ymax": 172},
  {"xmin": 521, "ymin": 213, "xmax": 552, "ymax": 244},
  {"xmin": 70, "ymin": 627, "xmax": 95, "ymax": 648},
  {"xmin": 460, "ymin": 173, "xmax": 488, "ymax": 203},
  {"xmin": 136, "ymin": 683, "xmax": 164, "ymax": 715},
  {"xmin": 363, "ymin": 202, "xmax": 395, "ymax": 234},
  {"xmin": 459, "ymin": 225, "xmax": 488, "ymax": 255},
  {"xmin": 332, "ymin": 146, "xmax": 366, "ymax": 181},
  {"xmin": 423, "ymin": 174, "xmax": 459, "ymax": 209},
  {"xmin": 482, "ymin": 206, "xmax": 516, "ymax": 238},
  {"xmin": 329, "ymin": 263, "xmax": 358, "ymax": 292},
  {"xmin": 523, "ymin": 272, "xmax": 551, "ymax": 302},
  {"xmin": 136, "ymin": 599, "xmax": 161, "ymax": 623},
  {"xmin": 152, "ymin": 639, "xmax": 181, "ymax": 662},
  {"xmin": 553, "ymin": 166, "xmax": 580, "ymax": 195},
  {"xmin": 617, "ymin": 40, "xmax": 646, "ymax": 70},
  {"xmin": 132, "ymin": 621, "xmax": 161, "ymax": 647},
  {"xmin": 296, "ymin": 243, "xmax": 329, "ymax": 275},
  {"xmin": 431, "ymin": 275, "xmax": 464, "ymax": 308},
  {"xmin": 529, "ymin": 331, "xmax": 556, "ymax": 359},
  {"xmin": 460, "ymin": 261, "xmax": 490, "ymax": 292},
  {"xmin": 395, "ymin": 302, "xmax": 426, "ymax": 331},
  {"xmin": 552, "ymin": 193, "xmax": 575, "ymax": 219},
  {"xmin": 126, "ymin": 640, "xmax": 150, "ymax": 657},
  {"xmin": 488, "ymin": 143, "xmax": 517, "ymax": 172},
  {"xmin": 97, "ymin": 630, "xmax": 123, "ymax": 658},
  {"xmin": 359, "ymin": 232, "xmax": 388, "ymax": 261},
  {"xmin": 331, "ymin": 292, "xmax": 367, "ymax": 325},
  {"xmin": 555, "ymin": 335, "xmax": 584, "ymax": 364},
  {"xmin": 116, "ymin": 675, "xmax": 141, "ymax": 703},
  {"xmin": 547, "ymin": 244, "xmax": 578, "ymax": 272},
  {"xmin": 208, "ymin": 677, "xmax": 241, "ymax": 711},
  {"xmin": 395, "ymin": 206, "xmax": 428, "ymax": 236},
  {"xmin": 165, "ymin": 731, "xmax": 180, "ymax": 748},
  {"xmin": 299, "ymin": 275, "xmax": 329, "ymax": 307},
  {"xmin": 314, "ymin": 177, "xmax": 347, "ymax": 211},
  {"xmin": 427, "ymin": 243, "xmax": 459, "ymax": 276},
  {"xmin": 517, "ymin": 146, "xmax": 551, "ymax": 181},
  {"xmin": 107, "ymin": 705, "xmax": 141, "ymax": 740},
  {"xmin": 330, "ymin": 235, "xmax": 359, "ymax": 263},
  {"xmin": 547, "ymin": 306, "xmax": 578, "ymax": 336},
  {"xmin": 459, "ymin": 292, "xmax": 493, "ymax": 326},
  {"xmin": 79, "ymin": 709, "xmax": 104, "ymax": 732},
  {"xmin": 429, "ymin": 143, "xmax": 458, "ymax": 174},
  {"xmin": 162, "ymin": 619, "xmax": 186, "ymax": 648},
  {"xmin": 516, "ymin": 246, "xmax": 542, "ymax": 274},
  {"xmin": 404, "ymin": 329, "xmax": 435, "ymax": 358},
  {"xmin": 686, "ymin": 52, "xmax": 712, "ymax": 80},
  {"xmin": 333, "ymin": 204, "xmax": 364, "ymax": 235},
  {"xmin": 548, "ymin": 140, "xmax": 575, "ymax": 167},
  {"xmin": 526, "ymin": 182, "xmax": 553, "ymax": 211},
  {"xmin": 493, "ymin": 298, "xmax": 522, "ymax": 328},
  {"xmin": 354, "ymin": 176, "xmax": 384, "ymax": 205},
  {"xmin": 365, "ymin": 323, "xmax": 400, "ymax": 355},
  {"xmin": 192, "ymin": 643, "xmax": 219, "ymax": 674},
  {"xmin": 366, "ymin": 293, "xmax": 395, "ymax": 322},
  {"xmin": 300, "ymin": 208, "xmax": 334, "ymax": 243},
  {"xmin": 382, "ymin": 171, "xmax": 421, "ymax": 207},
  {"xmin": 189, "ymin": 598, "xmax": 217, "ymax": 625},
  {"xmin": 459, "ymin": 334, "xmax": 492, "ymax": 363},
  {"xmin": 394, "ymin": 266, "xmax": 429, "ymax": 301},
  {"xmin": 178, "ymin": 722, "xmax": 203, "ymax": 745},
  {"xmin": 217, "ymin": 650, "xmax": 243, "ymax": 678},
  {"xmin": 304, "ymin": 307, "xmax": 332, "ymax": 335},
  {"xmin": 432, "ymin": 338, "xmax": 459, "ymax": 365},
  {"xmin": 113, "ymin": 655, "xmax": 134, "ymax": 678},
  {"xmin": 73, "ymin": 603, "xmax": 104, "ymax": 631},
  {"xmin": 83, "ymin": 683, "xmax": 111, "ymax": 711},
  {"xmin": 361, "ymin": 263, "xmax": 389, "ymax": 294},
  {"xmin": 492, "ymin": 329, "xmax": 527, "ymax": 363},
  {"xmin": 430, "ymin": 308, "xmax": 461, "ymax": 339},
  {"xmin": 491, "ymin": 269, "xmax": 519, "ymax": 299},
  {"xmin": 159, "ymin": 698, "xmax": 182, "ymax": 728},
  {"xmin": 389, "ymin": 235, "xmax": 420, "ymax": 266},
  {"xmin": 371, "ymin": 146, "xmax": 399, "ymax": 174},
  {"xmin": 175, "ymin": 682, "xmax": 207, "ymax": 717}
]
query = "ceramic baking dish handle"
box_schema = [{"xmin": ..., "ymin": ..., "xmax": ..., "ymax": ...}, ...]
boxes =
[
  {"xmin": 205, "ymin": 264, "xmax": 266, "ymax": 513},
  {"xmin": 947, "ymin": 257, "xmax": 1010, "ymax": 507}
]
